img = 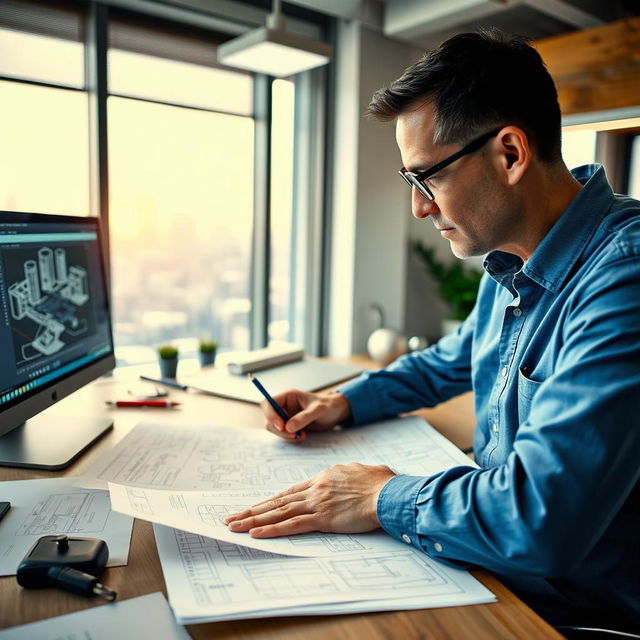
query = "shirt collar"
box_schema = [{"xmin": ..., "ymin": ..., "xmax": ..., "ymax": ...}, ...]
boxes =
[{"xmin": 485, "ymin": 164, "xmax": 614, "ymax": 293}]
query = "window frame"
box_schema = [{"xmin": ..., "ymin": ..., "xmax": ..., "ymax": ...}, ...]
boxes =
[{"xmin": 1, "ymin": 0, "xmax": 331, "ymax": 355}]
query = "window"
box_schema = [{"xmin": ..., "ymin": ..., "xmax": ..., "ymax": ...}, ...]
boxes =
[
  {"xmin": 0, "ymin": 26, "xmax": 84, "ymax": 87},
  {"xmin": 1, "ymin": 2, "xmax": 327, "ymax": 364},
  {"xmin": 628, "ymin": 135, "xmax": 640, "ymax": 199},
  {"xmin": 108, "ymin": 19, "xmax": 257, "ymax": 363},
  {"xmin": 0, "ymin": 81, "xmax": 90, "ymax": 215},
  {"xmin": 269, "ymin": 78, "xmax": 295, "ymax": 343},
  {"xmin": 561, "ymin": 129, "xmax": 597, "ymax": 169},
  {"xmin": 0, "ymin": 1, "xmax": 89, "ymax": 215}
]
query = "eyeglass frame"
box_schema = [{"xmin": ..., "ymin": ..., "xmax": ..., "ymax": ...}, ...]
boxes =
[{"xmin": 398, "ymin": 127, "xmax": 503, "ymax": 201}]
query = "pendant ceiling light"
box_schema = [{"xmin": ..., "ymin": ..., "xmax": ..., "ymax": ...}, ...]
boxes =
[{"xmin": 217, "ymin": 0, "xmax": 331, "ymax": 78}]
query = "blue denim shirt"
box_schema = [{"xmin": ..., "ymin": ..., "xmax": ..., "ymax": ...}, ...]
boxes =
[{"xmin": 340, "ymin": 165, "xmax": 640, "ymax": 625}]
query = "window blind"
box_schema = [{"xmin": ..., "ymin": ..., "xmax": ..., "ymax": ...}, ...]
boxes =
[{"xmin": 0, "ymin": 0, "xmax": 84, "ymax": 41}]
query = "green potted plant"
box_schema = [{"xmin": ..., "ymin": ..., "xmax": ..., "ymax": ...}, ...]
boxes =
[
  {"xmin": 157, "ymin": 345, "xmax": 179, "ymax": 379},
  {"xmin": 198, "ymin": 339, "xmax": 218, "ymax": 367},
  {"xmin": 413, "ymin": 240, "xmax": 483, "ymax": 335}
]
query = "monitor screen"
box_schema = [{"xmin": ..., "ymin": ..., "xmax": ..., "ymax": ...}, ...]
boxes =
[{"xmin": 0, "ymin": 211, "xmax": 115, "ymax": 469}]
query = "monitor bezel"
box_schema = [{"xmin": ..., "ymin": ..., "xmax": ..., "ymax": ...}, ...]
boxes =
[{"xmin": 0, "ymin": 210, "xmax": 116, "ymax": 437}]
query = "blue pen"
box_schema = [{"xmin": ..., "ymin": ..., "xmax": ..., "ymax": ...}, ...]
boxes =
[{"xmin": 248, "ymin": 373, "xmax": 302, "ymax": 439}]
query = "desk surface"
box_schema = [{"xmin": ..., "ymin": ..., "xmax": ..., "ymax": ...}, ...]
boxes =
[{"xmin": 0, "ymin": 361, "xmax": 563, "ymax": 639}]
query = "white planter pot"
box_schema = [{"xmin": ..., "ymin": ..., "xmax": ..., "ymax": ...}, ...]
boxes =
[{"xmin": 367, "ymin": 328, "xmax": 406, "ymax": 366}]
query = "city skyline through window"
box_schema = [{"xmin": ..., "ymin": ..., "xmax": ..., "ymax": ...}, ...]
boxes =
[
  {"xmin": 1, "ymin": 5, "xmax": 312, "ymax": 366},
  {"xmin": 108, "ymin": 95, "xmax": 255, "ymax": 363}
]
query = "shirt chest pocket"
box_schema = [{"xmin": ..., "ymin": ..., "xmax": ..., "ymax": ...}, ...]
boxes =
[{"xmin": 517, "ymin": 367, "xmax": 544, "ymax": 423}]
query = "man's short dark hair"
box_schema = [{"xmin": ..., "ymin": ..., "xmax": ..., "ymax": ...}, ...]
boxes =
[{"xmin": 368, "ymin": 29, "xmax": 562, "ymax": 163}]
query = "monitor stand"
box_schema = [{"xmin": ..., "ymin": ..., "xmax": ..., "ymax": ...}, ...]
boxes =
[{"xmin": 0, "ymin": 416, "xmax": 113, "ymax": 470}]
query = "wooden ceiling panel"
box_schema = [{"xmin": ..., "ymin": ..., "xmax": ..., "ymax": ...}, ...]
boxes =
[{"xmin": 534, "ymin": 18, "xmax": 640, "ymax": 115}]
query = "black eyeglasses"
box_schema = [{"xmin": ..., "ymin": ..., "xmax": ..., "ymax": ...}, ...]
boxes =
[{"xmin": 398, "ymin": 128, "xmax": 502, "ymax": 201}]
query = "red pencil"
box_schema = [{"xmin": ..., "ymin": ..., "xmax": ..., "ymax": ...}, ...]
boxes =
[{"xmin": 105, "ymin": 400, "xmax": 181, "ymax": 408}]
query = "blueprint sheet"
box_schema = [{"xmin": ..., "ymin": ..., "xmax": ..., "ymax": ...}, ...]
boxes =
[
  {"xmin": 0, "ymin": 477, "xmax": 133, "ymax": 576},
  {"xmin": 153, "ymin": 525, "xmax": 496, "ymax": 623},
  {"xmin": 78, "ymin": 415, "xmax": 475, "ymax": 492},
  {"xmin": 108, "ymin": 482, "xmax": 410, "ymax": 557},
  {"xmin": 0, "ymin": 592, "xmax": 190, "ymax": 639}
]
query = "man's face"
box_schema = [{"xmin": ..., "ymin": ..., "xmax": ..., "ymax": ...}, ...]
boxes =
[{"xmin": 396, "ymin": 101, "xmax": 521, "ymax": 259}]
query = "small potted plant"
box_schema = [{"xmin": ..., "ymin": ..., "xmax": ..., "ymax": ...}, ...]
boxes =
[
  {"xmin": 413, "ymin": 240, "xmax": 483, "ymax": 335},
  {"xmin": 198, "ymin": 339, "xmax": 218, "ymax": 367},
  {"xmin": 157, "ymin": 345, "xmax": 179, "ymax": 379}
]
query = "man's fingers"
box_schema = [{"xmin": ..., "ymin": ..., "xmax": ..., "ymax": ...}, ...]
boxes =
[
  {"xmin": 226, "ymin": 490, "xmax": 307, "ymax": 521},
  {"xmin": 227, "ymin": 501, "xmax": 309, "ymax": 532},
  {"xmin": 224, "ymin": 482, "xmax": 311, "ymax": 523},
  {"xmin": 248, "ymin": 514, "xmax": 320, "ymax": 538},
  {"xmin": 265, "ymin": 421, "xmax": 296, "ymax": 439},
  {"xmin": 249, "ymin": 482, "xmax": 310, "ymax": 508},
  {"xmin": 284, "ymin": 403, "xmax": 323, "ymax": 434},
  {"xmin": 260, "ymin": 399, "xmax": 286, "ymax": 432},
  {"xmin": 265, "ymin": 421, "xmax": 307, "ymax": 442}
]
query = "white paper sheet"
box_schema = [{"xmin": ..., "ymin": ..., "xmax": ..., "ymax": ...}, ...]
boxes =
[
  {"xmin": 154, "ymin": 525, "xmax": 496, "ymax": 624},
  {"xmin": 78, "ymin": 415, "xmax": 475, "ymax": 492},
  {"xmin": 80, "ymin": 415, "xmax": 491, "ymax": 622},
  {"xmin": 108, "ymin": 483, "xmax": 409, "ymax": 557},
  {"xmin": 0, "ymin": 477, "xmax": 133, "ymax": 576},
  {"xmin": 0, "ymin": 592, "xmax": 190, "ymax": 639}
]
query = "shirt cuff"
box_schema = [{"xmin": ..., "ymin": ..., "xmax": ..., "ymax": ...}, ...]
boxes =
[
  {"xmin": 377, "ymin": 474, "xmax": 428, "ymax": 548},
  {"xmin": 338, "ymin": 376, "xmax": 384, "ymax": 425}
]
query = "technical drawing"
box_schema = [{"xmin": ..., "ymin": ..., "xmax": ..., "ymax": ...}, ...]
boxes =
[
  {"xmin": 173, "ymin": 530, "xmax": 339, "ymax": 601},
  {"xmin": 7, "ymin": 246, "xmax": 91, "ymax": 362},
  {"xmin": 167, "ymin": 528, "xmax": 468, "ymax": 609},
  {"xmin": 90, "ymin": 418, "xmax": 474, "ymax": 493},
  {"xmin": 240, "ymin": 560, "xmax": 339, "ymax": 599},
  {"xmin": 17, "ymin": 491, "xmax": 111, "ymax": 536},
  {"xmin": 193, "ymin": 502, "xmax": 368, "ymax": 555},
  {"xmin": 125, "ymin": 487, "xmax": 155, "ymax": 515},
  {"xmin": 196, "ymin": 462, "xmax": 272, "ymax": 487},
  {"xmin": 287, "ymin": 532, "xmax": 365, "ymax": 553},
  {"xmin": 174, "ymin": 530, "xmax": 283, "ymax": 605},
  {"xmin": 197, "ymin": 503, "xmax": 244, "ymax": 526},
  {"xmin": 328, "ymin": 553, "xmax": 462, "ymax": 595},
  {"xmin": 174, "ymin": 530, "xmax": 231, "ymax": 606},
  {"xmin": 272, "ymin": 463, "xmax": 328, "ymax": 483}
]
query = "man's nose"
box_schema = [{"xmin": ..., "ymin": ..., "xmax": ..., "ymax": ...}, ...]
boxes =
[{"xmin": 412, "ymin": 188, "xmax": 440, "ymax": 219}]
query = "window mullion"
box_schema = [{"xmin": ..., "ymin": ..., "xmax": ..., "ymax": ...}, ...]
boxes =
[
  {"xmin": 86, "ymin": 1, "xmax": 110, "ymax": 287},
  {"xmin": 250, "ymin": 74, "xmax": 272, "ymax": 349},
  {"xmin": 290, "ymin": 68, "xmax": 327, "ymax": 355}
]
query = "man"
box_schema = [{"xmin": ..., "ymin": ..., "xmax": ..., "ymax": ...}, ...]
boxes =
[{"xmin": 225, "ymin": 30, "xmax": 640, "ymax": 631}]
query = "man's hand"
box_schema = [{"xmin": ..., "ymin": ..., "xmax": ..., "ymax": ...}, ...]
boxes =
[
  {"xmin": 262, "ymin": 389, "xmax": 352, "ymax": 441},
  {"xmin": 224, "ymin": 463, "xmax": 396, "ymax": 537}
]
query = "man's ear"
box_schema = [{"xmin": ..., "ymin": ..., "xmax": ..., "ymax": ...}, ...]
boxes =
[{"xmin": 494, "ymin": 126, "xmax": 531, "ymax": 186}]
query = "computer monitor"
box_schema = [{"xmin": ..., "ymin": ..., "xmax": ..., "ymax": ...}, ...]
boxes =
[{"xmin": 0, "ymin": 211, "xmax": 115, "ymax": 469}]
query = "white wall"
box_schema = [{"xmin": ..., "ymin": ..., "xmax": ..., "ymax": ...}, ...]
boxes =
[
  {"xmin": 327, "ymin": 25, "xmax": 485, "ymax": 354},
  {"xmin": 327, "ymin": 21, "xmax": 418, "ymax": 356}
]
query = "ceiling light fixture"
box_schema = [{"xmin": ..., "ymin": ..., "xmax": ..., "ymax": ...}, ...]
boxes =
[{"xmin": 217, "ymin": 0, "xmax": 331, "ymax": 78}]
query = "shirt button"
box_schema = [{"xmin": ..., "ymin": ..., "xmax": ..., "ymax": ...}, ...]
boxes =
[
  {"xmin": 513, "ymin": 308, "xmax": 522, "ymax": 317},
  {"xmin": 492, "ymin": 423, "xmax": 499, "ymax": 433},
  {"xmin": 434, "ymin": 542, "xmax": 443, "ymax": 552},
  {"xmin": 401, "ymin": 533, "xmax": 411, "ymax": 544},
  {"xmin": 501, "ymin": 367, "xmax": 508, "ymax": 377}
]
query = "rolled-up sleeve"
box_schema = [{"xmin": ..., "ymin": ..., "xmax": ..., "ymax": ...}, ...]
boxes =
[
  {"xmin": 340, "ymin": 302, "xmax": 478, "ymax": 425},
  {"xmin": 376, "ymin": 253, "xmax": 640, "ymax": 577}
]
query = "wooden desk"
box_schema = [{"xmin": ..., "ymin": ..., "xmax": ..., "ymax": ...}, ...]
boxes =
[{"xmin": 0, "ymin": 366, "xmax": 563, "ymax": 639}]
